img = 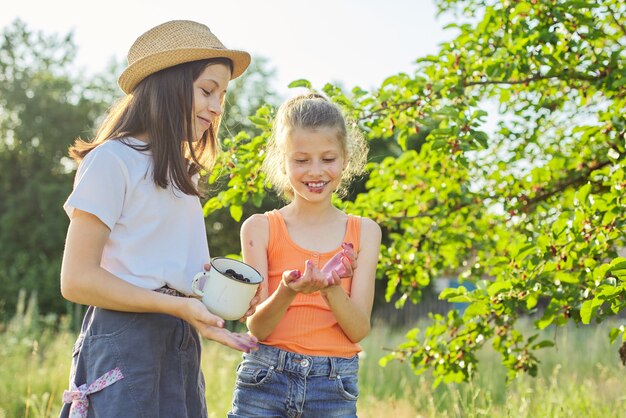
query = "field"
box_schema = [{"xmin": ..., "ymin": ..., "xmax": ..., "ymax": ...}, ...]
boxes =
[{"xmin": 1, "ymin": 308, "xmax": 625, "ymax": 418}]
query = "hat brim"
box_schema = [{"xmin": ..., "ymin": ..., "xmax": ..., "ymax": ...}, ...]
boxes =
[{"xmin": 118, "ymin": 47, "xmax": 251, "ymax": 94}]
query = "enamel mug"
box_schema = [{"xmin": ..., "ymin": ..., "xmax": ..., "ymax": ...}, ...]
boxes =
[{"xmin": 191, "ymin": 257, "xmax": 262, "ymax": 320}]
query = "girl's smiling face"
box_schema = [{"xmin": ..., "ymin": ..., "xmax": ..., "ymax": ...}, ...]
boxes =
[
  {"xmin": 284, "ymin": 126, "xmax": 346, "ymax": 202},
  {"xmin": 192, "ymin": 63, "xmax": 231, "ymax": 141}
]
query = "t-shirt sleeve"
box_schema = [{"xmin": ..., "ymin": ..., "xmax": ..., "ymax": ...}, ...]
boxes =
[{"xmin": 63, "ymin": 147, "xmax": 127, "ymax": 230}]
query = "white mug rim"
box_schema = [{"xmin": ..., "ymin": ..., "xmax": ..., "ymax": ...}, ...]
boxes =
[{"xmin": 210, "ymin": 257, "xmax": 263, "ymax": 285}]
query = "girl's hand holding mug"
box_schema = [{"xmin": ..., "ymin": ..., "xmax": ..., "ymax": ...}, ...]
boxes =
[
  {"xmin": 182, "ymin": 294, "xmax": 258, "ymax": 353},
  {"xmin": 240, "ymin": 289, "xmax": 262, "ymax": 322},
  {"xmin": 191, "ymin": 257, "xmax": 263, "ymax": 321}
]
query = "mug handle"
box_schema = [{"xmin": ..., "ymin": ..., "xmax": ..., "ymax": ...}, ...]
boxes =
[{"xmin": 191, "ymin": 271, "xmax": 209, "ymax": 297}]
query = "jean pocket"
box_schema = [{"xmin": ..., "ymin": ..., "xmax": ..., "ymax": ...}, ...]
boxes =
[
  {"xmin": 235, "ymin": 359, "xmax": 276, "ymax": 388},
  {"xmin": 177, "ymin": 319, "xmax": 190, "ymax": 351},
  {"xmin": 87, "ymin": 309, "xmax": 139, "ymax": 339},
  {"xmin": 335, "ymin": 373, "xmax": 359, "ymax": 400}
]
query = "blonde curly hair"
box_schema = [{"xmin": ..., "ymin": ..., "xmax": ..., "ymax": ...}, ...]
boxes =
[{"xmin": 262, "ymin": 92, "xmax": 369, "ymax": 201}]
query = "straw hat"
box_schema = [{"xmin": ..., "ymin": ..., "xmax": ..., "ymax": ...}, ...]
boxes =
[{"xmin": 118, "ymin": 20, "xmax": 251, "ymax": 94}]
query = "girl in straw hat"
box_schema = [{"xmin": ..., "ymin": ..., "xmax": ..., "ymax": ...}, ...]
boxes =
[
  {"xmin": 59, "ymin": 20, "xmax": 256, "ymax": 417},
  {"xmin": 228, "ymin": 93, "xmax": 382, "ymax": 417}
]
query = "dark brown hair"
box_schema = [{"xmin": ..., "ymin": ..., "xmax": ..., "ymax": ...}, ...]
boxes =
[{"xmin": 69, "ymin": 57, "xmax": 233, "ymax": 196}]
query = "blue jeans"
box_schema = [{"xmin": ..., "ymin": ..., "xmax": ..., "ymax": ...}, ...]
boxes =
[{"xmin": 228, "ymin": 344, "xmax": 359, "ymax": 417}]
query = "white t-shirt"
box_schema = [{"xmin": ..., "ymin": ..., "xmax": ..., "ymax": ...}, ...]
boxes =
[{"xmin": 64, "ymin": 137, "xmax": 210, "ymax": 295}]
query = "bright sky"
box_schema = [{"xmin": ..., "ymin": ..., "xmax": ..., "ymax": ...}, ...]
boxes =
[{"xmin": 1, "ymin": 0, "xmax": 453, "ymax": 97}]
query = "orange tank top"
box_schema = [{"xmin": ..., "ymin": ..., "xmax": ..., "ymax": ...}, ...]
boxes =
[{"xmin": 263, "ymin": 210, "xmax": 361, "ymax": 357}]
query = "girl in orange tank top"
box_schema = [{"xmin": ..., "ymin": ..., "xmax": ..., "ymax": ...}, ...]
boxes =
[{"xmin": 229, "ymin": 93, "xmax": 382, "ymax": 417}]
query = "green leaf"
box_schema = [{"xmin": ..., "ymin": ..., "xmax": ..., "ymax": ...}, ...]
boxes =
[
  {"xmin": 575, "ymin": 183, "xmax": 591, "ymax": 206},
  {"xmin": 513, "ymin": 2, "xmax": 532, "ymax": 15},
  {"xmin": 252, "ymin": 192, "xmax": 264, "ymax": 207},
  {"xmin": 351, "ymin": 86, "xmax": 368, "ymax": 98},
  {"xmin": 378, "ymin": 354, "xmax": 394, "ymax": 367},
  {"xmin": 439, "ymin": 287, "xmax": 462, "ymax": 300},
  {"xmin": 229, "ymin": 204, "xmax": 243, "ymax": 222},
  {"xmin": 430, "ymin": 128, "xmax": 453, "ymax": 136},
  {"xmin": 487, "ymin": 280, "xmax": 512, "ymax": 297},
  {"xmin": 603, "ymin": 210, "xmax": 618, "ymax": 225},
  {"xmin": 477, "ymin": 6, "xmax": 495, "ymax": 33},
  {"xmin": 526, "ymin": 294, "xmax": 538, "ymax": 309},
  {"xmin": 463, "ymin": 301, "xmax": 487, "ymax": 319},
  {"xmin": 448, "ymin": 295, "xmax": 473, "ymax": 303},
  {"xmin": 514, "ymin": 244, "xmax": 536, "ymax": 261},
  {"xmin": 551, "ymin": 217, "xmax": 569, "ymax": 238},
  {"xmin": 536, "ymin": 313, "xmax": 555, "ymax": 330},
  {"xmin": 611, "ymin": 269, "xmax": 626, "ymax": 279},
  {"xmin": 609, "ymin": 326, "xmax": 624, "ymax": 344},
  {"xmin": 397, "ymin": 131, "xmax": 408, "ymax": 151},
  {"xmin": 472, "ymin": 109, "xmax": 489, "ymax": 120},
  {"xmin": 544, "ymin": 262, "xmax": 557, "ymax": 273},
  {"xmin": 554, "ymin": 271, "xmax": 578, "ymax": 284},
  {"xmin": 203, "ymin": 197, "xmax": 223, "ymax": 215},
  {"xmin": 248, "ymin": 116, "xmax": 270, "ymax": 127},
  {"xmin": 288, "ymin": 79, "xmax": 312, "ymax": 89},
  {"xmin": 580, "ymin": 300, "xmax": 595, "ymax": 324},
  {"xmin": 437, "ymin": 106, "xmax": 459, "ymax": 117},
  {"xmin": 471, "ymin": 130, "xmax": 489, "ymax": 148},
  {"xmin": 406, "ymin": 205, "xmax": 420, "ymax": 217},
  {"xmin": 532, "ymin": 340, "xmax": 555, "ymax": 349},
  {"xmin": 536, "ymin": 301, "xmax": 559, "ymax": 329},
  {"xmin": 593, "ymin": 264, "xmax": 611, "ymax": 281},
  {"xmin": 609, "ymin": 258, "xmax": 626, "ymax": 271}
]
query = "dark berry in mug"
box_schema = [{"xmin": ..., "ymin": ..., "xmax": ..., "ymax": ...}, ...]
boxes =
[{"xmin": 224, "ymin": 268, "xmax": 251, "ymax": 283}]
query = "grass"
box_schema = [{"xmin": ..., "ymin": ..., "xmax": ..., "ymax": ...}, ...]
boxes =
[
  {"xmin": 357, "ymin": 320, "xmax": 626, "ymax": 418},
  {"xmin": 1, "ymin": 300, "xmax": 625, "ymax": 417}
]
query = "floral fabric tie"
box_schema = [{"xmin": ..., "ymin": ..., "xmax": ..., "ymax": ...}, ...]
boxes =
[{"xmin": 62, "ymin": 367, "xmax": 124, "ymax": 418}]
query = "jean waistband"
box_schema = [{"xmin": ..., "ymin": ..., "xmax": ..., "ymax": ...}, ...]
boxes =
[
  {"xmin": 247, "ymin": 344, "xmax": 359, "ymax": 377},
  {"xmin": 153, "ymin": 285, "xmax": 187, "ymax": 298}
]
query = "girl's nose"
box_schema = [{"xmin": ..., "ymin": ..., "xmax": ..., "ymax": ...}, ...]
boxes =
[
  {"xmin": 208, "ymin": 97, "xmax": 222, "ymax": 117},
  {"xmin": 309, "ymin": 160, "xmax": 323, "ymax": 175}
]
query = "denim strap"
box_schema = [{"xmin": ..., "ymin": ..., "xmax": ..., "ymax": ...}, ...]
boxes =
[
  {"xmin": 328, "ymin": 357, "xmax": 338, "ymax": 378},
  {"xmin": 276, "ymin": 348, "xmax": 287, "ymax": 372}
]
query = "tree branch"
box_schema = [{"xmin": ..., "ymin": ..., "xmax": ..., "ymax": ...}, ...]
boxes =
[
  {"xmin": 381, "ymin": 159, "xmax": 613, "ymax": 226},
  {"xmin": 607, "ymin": 3, "xmax": 626, "ymax": 37},
  {"xmin": 358, "ymin": 69, "xmax": 610, "ymax": 125},
  {"xmin": 464, "ymin": 71, "xmax": 607, "ymax": 87},
  {"xmin": 357, "ymin": 100, "xmax": 418, "ymax": 122},
  {"xmin": 521, "ymin": 160, "xmax": 612, "ymax": 211}
]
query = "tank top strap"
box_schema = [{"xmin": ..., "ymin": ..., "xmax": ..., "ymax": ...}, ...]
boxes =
[
  {"xmin": 265, "ymin": 209, "xmax": 282, "ymax": 254},
  {"xmin": 345, "ymin": 214, "xmax": 362, "ymax": 253}
]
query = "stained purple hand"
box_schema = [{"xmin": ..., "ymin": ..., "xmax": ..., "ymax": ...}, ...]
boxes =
[{"xmin": 321, "ymin": 242, "xmax": 355, "ymax": 282}]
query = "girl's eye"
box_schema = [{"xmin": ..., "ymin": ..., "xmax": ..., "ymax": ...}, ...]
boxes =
[
  {"xmin": 323, "ymin": 158, "xmax": 336, "ymax": 163},
  {"xmin": 295, "ymin": 159, "xmax": 308, "ymax": 163},
  {"xmin": 201, "ymin": 88, "xmax": 211, "ymax": 96}
]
